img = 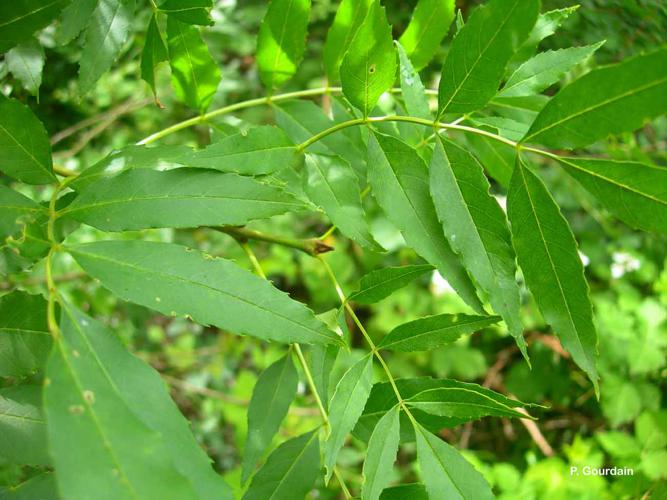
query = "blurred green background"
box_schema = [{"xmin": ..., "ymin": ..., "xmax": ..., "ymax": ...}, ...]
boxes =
[{"xmin": 1, "ymin": 1, "xmax": 666, "ymax": 498}]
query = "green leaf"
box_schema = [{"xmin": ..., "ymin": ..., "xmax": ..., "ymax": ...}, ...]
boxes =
[
  {"xmin": 0, "ymin": 473, "xmax": 58, "ymax": 499},
  {"xmin": 556, "ymin": 157, "xmax": 667, "ymax": 234},
  {"xmin": 500, "ymin": 42, "xmax": 604, "ymax": 97},
  {"xmin": 513, "ymin": 6, "xmax": 579, "ymax": 64},
  {"xmin": 380, "ymin": 483, "xmax": 428, "ymax": 500},
  {"xmin": 167, "ymin": 17, "xmax": 221, "ymax": 111},
  {"xmin": 141, "ymin": 14, "xmax": 169, "ymax": 99},
  {"xmin": 242, "ymin": 353, "xmax": 299, "ymax": 484},
  {"xmin": 6, "ymin": 38, "xmax": 45, "ymax": 97},
  {"xmin": 323, "ymin": 0, "xmax": 373, "ymax": 82},
  {"xmin": 256, "ymin": 0, "xmax": 311, "ymax": 89},
  {"xmin": 0, "ymin": 0, "xmax": 67, "ymax": 53},
  {"xmin": 78, "ymin": 0, "xmax": 136, "ymax": 94},
  {"xmin": 596, "ymin": 431, "xmax": 641, "ymax": 458},
  {"xmin": 464, "ymin": 131, "xmax": 514, "ymax": 187},
  {"xmin": 430, "ymin": 138, "xmax": 525, "ymax": 356},
  {"xmin": 378, "ymin": 314, "xmax": 500, "ymax": 352},
  {"xmin": 0, "ymin": 385, "xmax": 50, "ymax": 465},
  {"xmin": 68, "ymin": 240, "xmax": 343, "ymax": 346},
  {"xmin": 0, "ymin": 95, "xmax": 55, "ymax": 184},
  {"xmin": 641, "ymin": 449, "xmax": 667, "ymax": 480},
  {"xmin": 325, "ymin": 354, "xmax": 374, "ymax": 481},
  {"xmin": 305, "ymin": 154, "xmax": 382, "ymax": 251},
  {"xmin": 340, "ymin": 1, "xmax": 396, "ymax": 117},
  {"xmin": 636, "ymin": 411, "xmax": 667, "ymax": 451},
  {"xmin": 243, "ymin": 429, "xmax": 320, "ymax": 500},
  {"xmin": 309, "ymin": 343, "xmax": 339, "ymax": 410},
  {"xmin": 160, "ymin": 0, "xmax": 213, "ymax": 26},
  {"xmin": 0, "ymin": 185, "xmax": 46, "ymax": 241},
  {"xmin": 45, "ymin": 302, "xmax": 233, "ymax": 499},
  {"xmin": 523, "ymin": 48, "xmax": 667, "ymax": 148},
  {"xmin": 414, "ymin": 423, "xmax": 494, "ymax": 500},
  {"xmin": 179, "ymin": 126, "xmax": 302, "ymax": 175},
  {"xmin": 57, "ymin": 0, "xmax": 98, "ymax": 43},
  {"xmin": 349, "ymin": 264, "xmax": 435, "ymax": 305},
  {"xmin": 367, "ymin": 133, "xmax": 483, "ymax": 313},
  {"xmin": 437, "ymin": 0, "xmax": 539, "ymax": 116},
  {"xmin": 398, "ymin": 0, "xmax": 454, "ymax": 70},
  {"xmin": 361, "ymin": 405, "xmax": 400, "ymax": 500},
  {"xmin": 507, "ymin": 158, "xmax": 599, "ymax": 393},
  {"xmin": 406, "ymin": 383, "xmax": 535, "ymax": 420},
  {"xmin": 396, "ymin": 42, "xmax": 430, "ymax": 120},
  {"xmin": 61, "ymin": 169, "xmax": 304, "ymax": 231},
  {"xmin": 0, "ymin": 291, "xmax": 52, "ymax": 377}
]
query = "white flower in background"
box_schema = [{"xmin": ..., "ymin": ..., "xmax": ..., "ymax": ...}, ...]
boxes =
[
  {"xmin": 578, "ymin": 251, "xmax": 590, "ymax": 267},
  {"xmin": 431, "ymin": 271, "xmax": 455, "ymax": 296},
  {"xmin": 611, "ymin": 251, "xmax": 640, "ymax": 279}
]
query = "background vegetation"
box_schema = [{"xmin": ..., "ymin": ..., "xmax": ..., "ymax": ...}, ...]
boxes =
[{"xmin": 1, "ymin": 0, "xmax": 666, "ymax": 498}]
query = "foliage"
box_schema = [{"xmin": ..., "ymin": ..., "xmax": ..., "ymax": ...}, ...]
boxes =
[{"xmin": 0, "ymin": 0, "xmax": 666, "ymax": 499}]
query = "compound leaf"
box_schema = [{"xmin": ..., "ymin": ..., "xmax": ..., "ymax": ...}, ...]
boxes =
[
  {"xmin": 415, "ymin": 423, "xmax": 494, "ymax": 500},
  {"xmin": 377, "ymin": 314, "xmax": 500, "ymax": 352},
  {"xmin": 0, "ymin": 185, "xmax": 46, "ymax": 241},
  {"xmin": 348, "ymin": 264, "xmax": 434, "ymax": 305},
  {"xmin": 243, "ymin": 430, "xmax": 320, "ymax": 500},
  {"xmin": 0, "ymin": 95, "xmax": 55, "ymax": 184},
  {"xmin": 242, "ymin": 354, "xmax": 298, "ymax": 484},
  {"xmin": 396, "ymin": 42, "xmax": 430, "ymax": 120},
  {"xmin": 340, "ymin": 1, "xmax": 396, "ymax": 117},
  {"xmin": 361, "ymin": 405, "xmax": 400, "ymax": 500},
  {"xmin": 256, "ymin": 0, "xmax": 311, "ymax": 89},
  {"xmin": 68, "ymin": 240, "xmax": 343, "ymax": 346},
  {"xmin": 160, "ymin": 0, "xmax": 213, "ymax": 26},
  {"xmin": 0, "ymin": 0, "xmax": 67, "ymax": 53},
  {"xmin": 61, "ymin": 169, "xmax": 304, "ymax": 231},
  {"xmin": 57, "ymin": 0, "xmax": 98, "ymax": 43},
  {"xmin": 430, "ymin": 138, "xmax": 525, "ymax": 356},
  {"xmin": 167, "ymin": 17, "xmax": 221, "ymax": 111},
  {"xmin": 325, "ymin": 355, "xmax": 373, "ymax": 481},
  {"xmin": 437, "ymin": 0, "xmax": 539, "ymax": 116},
  {"xmin": 557, "ymin": 157, "xmax": 667, "ymax": 234},
  {"xmin": 6, "ymin": 38, "xmax": 45, "ymax": 97},
  {"xmin": 367, "ymin": 133, "xmax": 483, "ymax": 313},
  {"xmin": 323, "ymin": 0, "xmax": 373, "ymax": 82},
  {"xmin": 79, "ymin": 0, "xmax": 136, "ymax": 95},
  {"xmin": 304, "ymin": 154, "xmax": 382, "ymax": 251},
  {"xmin": 523, "ymin": 48, "xmax": 667, "ymax": 148},
  {"xmin": 507, "ymin": 158, "xmax": 599, "ymax": 393},
  {"xmin": 0, "ymin": 385, "xmax": 50, "ymax": 466},
  {"xmin": 398, "ymin": 0, "xmax": 455, "ymax": 70},
  {"xmin": 141, "ymin": 14, "xmax": 169, "ymax": 98}
]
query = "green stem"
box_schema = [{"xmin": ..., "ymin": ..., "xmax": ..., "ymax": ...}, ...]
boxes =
[
  {"xmin": 237, "ymin": 240, "xmax": 352, "ymax": 499},
  {"xmin": 295, "ymin": 118, "xmax": 366, "ymax": 152},
  {"xmin": 216, "ymin": 226, "xmax": 333, "ymax": 257}
]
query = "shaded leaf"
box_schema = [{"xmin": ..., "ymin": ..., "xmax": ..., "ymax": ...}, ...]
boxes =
[
  {"xmin": 378, "ymin": 313, "xmax": 500, "ymax": 352},
  {"xmin": 380, "ymin": 483, "xmax": 428, "ymax": 500},
  {"xmin": 0, "ymin": 385, "xmax": 49, "ymax": 465},
  {"xmin": 179, "ymin": 125, "xmax": 302, "ymax": 175},
  {"xmin": 398, "ymin": 0, "xmax": 454, "ymax": 70},
  {"xmin": 396, "ymin": 42, "xmax": 430, "ymax": 120},
  {"xmin": 256, "ymin": 0, "xmax": 311, "ymax": 89},
  {"xmin": 69, "ymin": 240, "xmax": 343, "ymax": 346},
  {"xmin": 0, "ymin": 95, "xmax": 55, "ymax": 184},
  {"xmin": 242, "ymin": 353, "xmax": 298, "ymax": 484},
  {"xmin": 0, "ymin": 291, "xmax": 52, "ymax": 377},
  {"xmin": 61, "ymin": 168, "xmax": 304, "ymax": 231},
  {"xmin": 430, "ymin": 138, "xmax": 525, "ymax": 355},
  {"xmin": 160, "ymin": 0, "xmax": 213, "ymax": 26},
  {"xmin": 557, "ymin": 157, "xmax": 667, "ymax": 234},
  {"xmin": 45, "ymin": 302, "xmax": 233, "ymax": 499},
  {"xmin": 361, "ymin": 405, "xmax": 400, "ymax": 500},
  {"xmin": 325, "ymin": 354, "xmax": 373, "ymax": 481},
  {"xmin": 0, "ymin": 185, "xmax": 46, "ymax": 241},
  {"xmin": 437, "ymin": 0, "xmax": 539, "ymax": 116},
  {"xmin": 141, "ymin": 14, "xmax": 168, "ymax": 98},
  {"xmin": 523, "ymin": 48, "xmax": 667, "ymax": 149},
  {"xmin": 464, "ymin": 131, "xmax": 514, "ymax": 187},
  {"xmin": 304, "ymin": 154, "xmax": 382, "ymax": 251},
  {"xmin": 6, "ymin": 38, "xmax": 45, "ymax": 97},
  {"xmin": 415, "ymin": 423, "xmax": 494, "ymax": 500},
  {"xmin": 167, "ymin": 17, "xmax": 221, "ymax": 111},
  {"xmin": 500, "ymin": 42, "xmax": 603, "ymax": 97},
  {"xmin": 507, "ymin": 158, "xmax": 599, "ymax": 392},
  {"xmin": 243, "ymin": 429, "xmax": 320, "ymax": 500},
  {"xmin": 367, "ymin": 133, "xmax": 483, "ymax": 313},
  {"xmin": 79, "ymin": 0, "xmax": 136, "ymax": 94},
  {"xmin": 323, "ymin": 0, "xmax": 373, "ymax": 82},
  {"xmin": 349, "ymin": 264, "xmax": 434, "ymax": 304},
  {"xmin": 0, "ymin": 0, "xmax": 67, "ymax": 53},
  {"xmin": 0, "ymin": 473, "xmax": 57, "ymax": 499},
  {"xmin": 340, "ymin": 1, "xmax": 396, "ymax": 117},
  {"xmin": 57, "ymin": 0, "xmax": 98, "ymax": 43}
]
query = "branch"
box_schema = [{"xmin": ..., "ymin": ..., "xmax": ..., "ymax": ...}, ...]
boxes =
[{"xmin": 214, "ymin": 226, "xmax": 333, "ymax": 257}]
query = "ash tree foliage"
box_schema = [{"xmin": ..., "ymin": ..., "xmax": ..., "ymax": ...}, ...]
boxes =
[{"xmin": 0, "ymin": 0, "xmax": 666, "ymax": 498}]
